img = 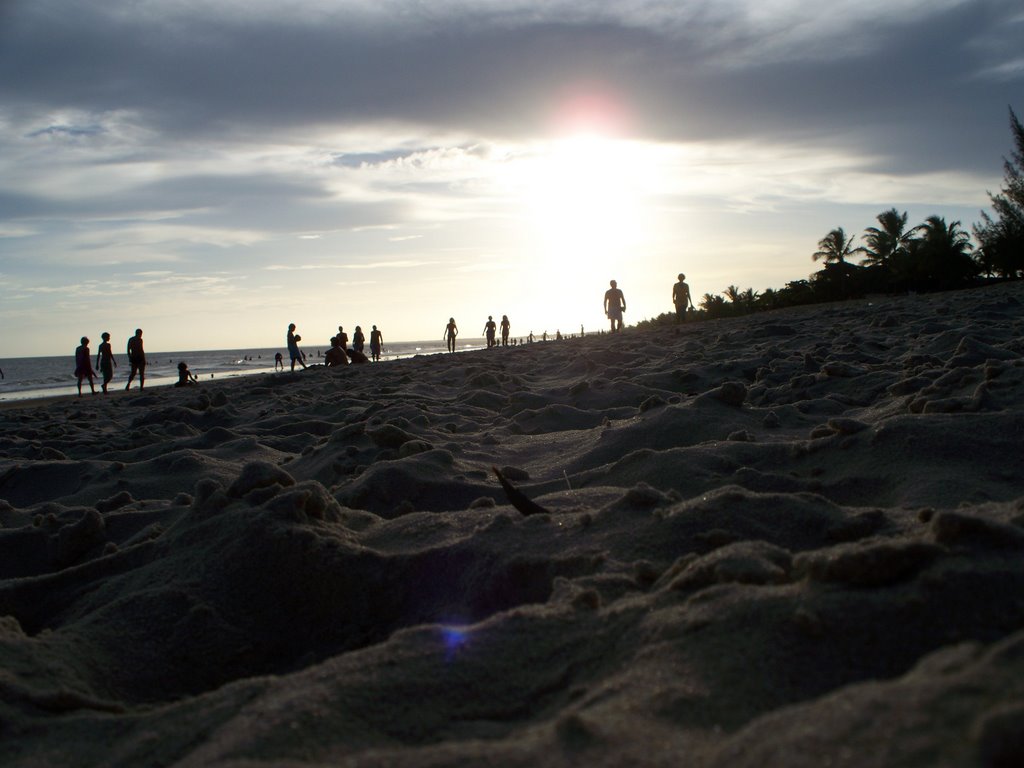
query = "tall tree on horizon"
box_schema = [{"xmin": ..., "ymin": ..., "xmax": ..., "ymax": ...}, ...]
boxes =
[
  {"xmin": 974, "ymin": 106, "xmax": 1024, "ymax": 278},
  {"xmin": 859, "ymin": 208, "xmax": 922, "ymax": 268},
  {"xmin": 917, "ymin": 216, "xmax": 977, "ymax": 289},
  {"xmin": 812, "ymin": 227, "xmax": 857, "ymax": 264}
]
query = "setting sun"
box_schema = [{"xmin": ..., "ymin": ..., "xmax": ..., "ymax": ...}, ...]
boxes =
[{"xmin": 510, "ymin": 134, "xmax": 657, "ymax": 326}]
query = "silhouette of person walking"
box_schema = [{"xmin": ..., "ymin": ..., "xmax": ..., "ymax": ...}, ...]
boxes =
[
  {"xmin": 483, "ymin": 316, "xmax": 497, "ymax": 348},
  {"xmin": 125, "ymin": 328, "xmax": 146, "ymax": 390},
  {"xmin": 352, "ymin": 325, "xmax": 365, "ymax": 353},
  {"xmin": 604, "ymin": 280, "xmax": 626, "ymax": 332},
  {"xmin": 75, "ymin": 337, "xmax": 97, "ymax": 396},
  {"xmin": 96, "ymin": 331, "xmax": 117, "ymax": 393},
  {"xmin": 287, "ymin": 324, "xmax": 307, "ymax": 371},
  {"xmin": 500, "ymin": 315, "xmax": 511, "ymax": 346},
  {"xmin": 673, "ymin": 273, "xmax": 694, "ymax": 322},
  {"xmin": 370, "ymin": 325, "xmax": 383, "ymax": 361},
  {"xmin": 444, "ymin": 317, "xmax": 459, "ymax": 353}
]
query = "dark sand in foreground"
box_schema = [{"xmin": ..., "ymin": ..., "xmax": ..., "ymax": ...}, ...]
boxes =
[{"xmin": 2, "ymin": 284, "xmax": 1023, "ymax": 767}]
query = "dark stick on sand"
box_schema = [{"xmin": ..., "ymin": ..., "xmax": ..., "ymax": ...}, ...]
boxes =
[{"xmin": 492, "ymin": 466, "xmax": 551, "ymax": 517}]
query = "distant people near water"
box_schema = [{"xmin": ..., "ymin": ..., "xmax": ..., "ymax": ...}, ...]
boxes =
[
  {"xmin": 370, "ymin": 325, "xmax": 383, "ymax": 361},
  {"xmin": 125, "ymin": 328, "xmax": 146, "ymax": 390},
  {"xmin": 75, "ymin": 336, "xmax": 97, "ymax": 396},
  {"xmin": 444, "ymin": 317, "xmax": 459, "ymax": 353},
  {"xmin": 96, "ymin": 331, "xmax": 117, "ymax": 394},
  {"xmin": 287, "ymin": 323, "xmax": 306, "ymax": 371},
  {"xmin": 556, "ymin": 330, "xmax": 562, "ymax": 340},
  {"xmin": 352, "ymin": 325, "xmax": 365, "ymax": 353},
  {"xmin": 500, "ymin": 315, "xmax": 511, "ymax": 346},
  {"xmin": 337, "ymin": 326, "xmax": 349, "ymax": 349},
  {"xmin": 175, "ymin": 361, "xmax": 198, "ymax": 387},
  {"xmin": 528, "ymin": 331, "xmax": 534, "ymax": 343},
  {"xmin": 673, "ymin": 273, "xmax": 695, "ymax": 322},
  {"xmin": 604, "ymin": 279, "xmax": 626, "ymax": 332},
  {"xmin": 274, "ymin": 352, "xmax": 284, "ymax": 371},
  {"xmin": 325, "ymin": 335, "xmax": 348, "ymax": 367},
  {"xmin": 483, "ymin": 315, "xmax": 497, "ymax": 349}
]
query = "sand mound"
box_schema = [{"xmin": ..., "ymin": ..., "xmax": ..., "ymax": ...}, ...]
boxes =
[{"xmin": 1, "ymin": 283, "xmax": 1023, "ymax": 766}]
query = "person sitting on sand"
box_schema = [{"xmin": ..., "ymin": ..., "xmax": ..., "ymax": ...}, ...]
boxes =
[
  {"xmin": 75, "ymin": 336, "xmax": 97, "ymax": 396},
  {"xmin": 500, "ymin": 315, "xmax": 511, "ymax": 346},
  {"xmin": 444, "ymin": 317, "xmax": 458, "ymax": 353},
  {"xmin": 95, "ymin": 332, "xmax": 117, "ymax": 394},
  {"xmin": 325, "ymin": 336, "xmax": 349, "ymax": 367},
  {"xmin": 347, "ymin": 347, "xmax": 369, "ymax": 364},
  {"xmin": 125, "ymin": 328, "xmax": 146, "ymax": 390},
  {"xmin": 175, "ymin": 361, "xmax": 198, "ymax": 387},
  {"xmin": 604, "ymin": 279, "xmax": 626, "ymax": 333},
  {"xmin": 352, "ymin": 325, "xmax": 365, "ymax": 353},
  {"xmin": 673, "ymin": 273, "xmax": 695, "ymax": 322},
  {"xmin": 287, "ymin": 324, "xmax": 307, "ymax": 371},
  {"xmin": 370, "ymin": 325, "xmax": 383, "ymax": 361}
]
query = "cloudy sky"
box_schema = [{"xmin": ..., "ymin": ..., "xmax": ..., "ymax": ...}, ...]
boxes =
[{"xmin": 1, "ymin": 0, "xmax": 1021, "ymax": 356}]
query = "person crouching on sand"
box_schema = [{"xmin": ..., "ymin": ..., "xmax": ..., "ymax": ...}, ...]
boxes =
[
  {"xmin": 75, "ymin": 336, "xmax": 97, "ymax": 396},
  {"xmin": 175, "ymin": 361, "xmax": 198, "ymax": 387},
  {"xmin": 325, "ymin": 336, "xmax": 348, "ymax": 367}
]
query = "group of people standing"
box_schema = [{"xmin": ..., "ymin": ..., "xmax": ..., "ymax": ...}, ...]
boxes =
[
  {"xmin": 481, "ymin": 314, "xmax": 513, "ymax": 349},
  {"xmin": 283, "ymin": 323, "xmax": 385, "ymax": 371},
  {"xmin": 73, "ymin": 329, "xmax": 148, "ymax": 396}
]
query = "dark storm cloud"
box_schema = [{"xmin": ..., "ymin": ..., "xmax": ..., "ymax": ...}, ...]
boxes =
[
  {"xmin": 1, "ymin": 1, "xmax": 1020, "ymax": 175},
  {"xmin": 1, "ymin": 1, "xmax": 1016, "ymax": 163}
]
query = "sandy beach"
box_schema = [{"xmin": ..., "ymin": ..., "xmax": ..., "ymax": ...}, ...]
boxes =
[{"xmin": 2, "ymin": 283, "xmax": 1023, "ymax": 767}]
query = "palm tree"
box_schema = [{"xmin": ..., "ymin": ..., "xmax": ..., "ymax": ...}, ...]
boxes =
[
  {"xmin": 700, "ymin": 293, "xmax": 727, "ymax": 318},
  {"xmin": 812, "ymin": 227, "xmax": 857, "ymax": 264},
  {"xmin": 917, "ymin": 216, "xmax": 977, "ymax": 289},
  {"xmin": 859, "ymin": 209, "xmax": 922, "ymax": 268}
]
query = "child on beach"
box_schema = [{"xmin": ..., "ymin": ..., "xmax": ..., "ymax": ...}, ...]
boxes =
[
  {"xmin": 75, "ymin": 337, "xmax": 96, "ymax": 396},
  {"xmin": 95, "ymin": 332, "xmax": 117, "ymax": 393},
  {"xmin": 175, "ymin": 361, "xmax": 198, "ymax": 387}
]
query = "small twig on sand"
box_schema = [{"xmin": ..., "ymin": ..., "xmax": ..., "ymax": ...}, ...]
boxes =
[{"xmin": 492, "ymin": 466, "xmax": 551, "ymax": 517}]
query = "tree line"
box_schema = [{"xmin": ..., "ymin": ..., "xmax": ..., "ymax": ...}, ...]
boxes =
[{"xmin": 638, "ymin": 107, "xmax": 1024, "ymax": 327}]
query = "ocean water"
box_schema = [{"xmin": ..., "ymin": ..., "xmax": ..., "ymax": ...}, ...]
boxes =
[{"xmin": 0, "ymin": 338, "xmax": 494, "ymax": 402}]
